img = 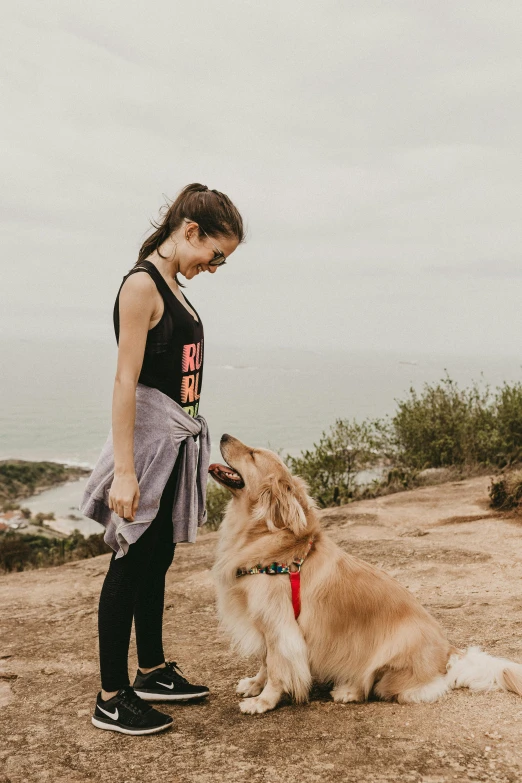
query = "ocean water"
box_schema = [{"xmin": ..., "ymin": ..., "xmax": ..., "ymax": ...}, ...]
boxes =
[{"xmin": 1, "ymin": 334, "xmax": 521, "ymax": 531}]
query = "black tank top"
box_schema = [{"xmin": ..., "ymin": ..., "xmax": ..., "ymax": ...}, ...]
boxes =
[{"xmin": 113, "ymin": 259, "xmax": 204, "ymax": 417}]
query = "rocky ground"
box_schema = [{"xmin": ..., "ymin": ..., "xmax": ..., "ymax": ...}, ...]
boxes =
[{"xmin": 1, "ymin": 475, "xmax": 522, "ymax": 783}]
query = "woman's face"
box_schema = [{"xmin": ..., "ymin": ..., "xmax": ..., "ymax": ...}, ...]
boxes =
[{"xmin": 178, "ymin": 222, "xmax": 240, "ymax": 280}]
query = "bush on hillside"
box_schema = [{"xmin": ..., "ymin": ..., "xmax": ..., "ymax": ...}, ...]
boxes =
[
  {"xmin": 390, "ymin": 375, "xmax": 496, "ymax": 469},
  {"xmin": 492, "ymin": 382, "xmax": 522, "ymax": 467},
  {"xmin": 287, "ymin": 375, "xmax": 522, "ymax": 509},
  {"xmin": 489, "ymin": 470, "xmax": 522, "ymax": 512},
  {"xmin": 390, "ymin": 376, "xmax": 522, "ymax": 470},
  {"xmin": 0, "ymin": 535, "xmax": 36, "ymax": 572},
  {"xmin": 0, "ymin": 530, "xmax": 111, "ymax": 573},
  {"xmin": 205, "ymin": 481, "xmax": 230, "ymax": 530},
  {"xmin": 286, "ymin": 418, "xmax": 390, "ymax": 508},
  {"xmin": 63, "ymin": 530, "xmax": 112, "ymax": 558},
  {"xmin": 34, "ymin": 511, "xmax": 55, "ymax": 526}
]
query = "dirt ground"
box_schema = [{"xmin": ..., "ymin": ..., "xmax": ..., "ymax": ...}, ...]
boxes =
[{"xmin": 2, "ymin": 475, "xmax": 522, "ymax": 783}]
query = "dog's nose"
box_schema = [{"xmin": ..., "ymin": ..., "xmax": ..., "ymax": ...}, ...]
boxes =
[{"xmin": 221, "ymin": 434, "xmax": 230, "ymax": 443}]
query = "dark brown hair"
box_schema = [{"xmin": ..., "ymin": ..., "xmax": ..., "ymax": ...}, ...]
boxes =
[{"xmin": 135, "ymin": 183, "xmax": 245, "ymax": 286}]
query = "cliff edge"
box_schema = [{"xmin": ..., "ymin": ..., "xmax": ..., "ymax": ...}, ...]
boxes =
[{"xmin": 2, "ymin": 476, "xmax": 522, "ymax": 783}]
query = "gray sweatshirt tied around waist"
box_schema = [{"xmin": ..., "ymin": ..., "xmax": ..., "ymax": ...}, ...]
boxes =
[{"xmin": 79, "ymin": 383, "xmax": 211, "ymax": 558}]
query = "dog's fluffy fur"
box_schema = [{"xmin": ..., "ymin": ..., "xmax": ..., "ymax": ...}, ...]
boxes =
[{"xmin": 211, "ymin": 435, "xmax": 522, "ymax": 714}]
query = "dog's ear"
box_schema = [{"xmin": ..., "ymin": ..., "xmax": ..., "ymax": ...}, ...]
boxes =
[{"xmin": 252, "ymin": 474, "xmax": 308, "ymax": 535}]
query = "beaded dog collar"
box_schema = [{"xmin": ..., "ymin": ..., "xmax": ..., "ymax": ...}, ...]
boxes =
[
  {"xmin": 235, "ymin": 537, "xmax": 315, "ymax": 578},
  {"xmin": 235, "ymin": 537, "xmax": 315, "ymax": 620}
]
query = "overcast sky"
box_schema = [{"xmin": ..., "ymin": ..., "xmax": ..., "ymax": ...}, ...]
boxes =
[{"xmin": 2, "ymin": 1, "xmax": 521, "ymax": 355}]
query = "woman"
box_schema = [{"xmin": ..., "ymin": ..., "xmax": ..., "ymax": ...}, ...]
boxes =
[{"xmin": 80, "ymin": 183, "xmax": 244, "ymax": 735}]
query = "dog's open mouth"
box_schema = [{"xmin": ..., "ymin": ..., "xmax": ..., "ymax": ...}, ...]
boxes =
[{"xmin": 208, "ymin": 463, "xmax": 245, "ymax": 490}]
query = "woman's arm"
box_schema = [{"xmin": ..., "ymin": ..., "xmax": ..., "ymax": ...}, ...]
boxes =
[{"xmin": 108, "ymin": 272, "xmax": 158, "ymax": 521}]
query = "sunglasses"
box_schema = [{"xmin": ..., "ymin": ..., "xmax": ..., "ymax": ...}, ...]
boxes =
[{"xmin": 184, "ymin": 218, "xmax": 227, "ymax": 267}]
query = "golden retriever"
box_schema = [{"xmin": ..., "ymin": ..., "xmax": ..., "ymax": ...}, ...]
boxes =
[{"xmin": 210, "ymin": 434, "xmax": 522, "ymax": 714}]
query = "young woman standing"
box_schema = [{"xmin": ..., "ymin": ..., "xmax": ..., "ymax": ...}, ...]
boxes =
[{"xmin": 82, "ymin": 184, "xmax": 244, "ymax": 735}]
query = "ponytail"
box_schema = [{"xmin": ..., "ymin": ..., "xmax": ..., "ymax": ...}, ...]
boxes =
[{"xmin": 135, "ymin": 183, "xmax": 244, "ymax": 285}]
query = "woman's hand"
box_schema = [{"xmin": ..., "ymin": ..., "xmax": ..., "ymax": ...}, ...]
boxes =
[{"xmin": 109, "ymin": 473, "xmax": 140, "ymax": 521}]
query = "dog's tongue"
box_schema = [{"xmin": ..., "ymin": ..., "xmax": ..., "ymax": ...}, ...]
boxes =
[
  {"xmin": 209, "ymin": 463, "xmax": 227, "ymax": 472},
  {"xmin": 209, "ymin": 463, "xmax": 242, "ymax": 480}
]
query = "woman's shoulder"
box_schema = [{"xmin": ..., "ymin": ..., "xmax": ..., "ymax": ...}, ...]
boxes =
[
  {"xmin": 117, "ymin": 267, "xmax": 158, "ymax": 317},
  {"xmin": 119, "ymin": 265, "xmax": 157, "ymax": 294}
]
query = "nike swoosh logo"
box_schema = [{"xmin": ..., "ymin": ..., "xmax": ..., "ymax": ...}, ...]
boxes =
[
  {"xmin": 98, "ymin": 704, "xmax": 119, "ymax": 720},
  {"xmin": 159, "ymin": 682, "xmax": 174, "ymax": 689}
]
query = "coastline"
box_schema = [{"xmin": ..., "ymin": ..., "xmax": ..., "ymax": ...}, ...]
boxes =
[
  {"xmin": 0, "ymin": 459, "xmax": 91, "ymax": 504},
  {"xmin": 0, "ymin": 459, "xmax": 96, "ymax": 537}
]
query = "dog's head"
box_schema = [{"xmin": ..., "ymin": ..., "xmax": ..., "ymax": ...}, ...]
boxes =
[{"xmin": 209, "ymin": 434, "xmax": 316, "ymax": 535}]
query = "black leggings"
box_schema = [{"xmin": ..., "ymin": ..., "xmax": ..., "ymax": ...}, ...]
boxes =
[{"xmin": 97, "ymin": 458, "xmax": 180, "ymax": 692}]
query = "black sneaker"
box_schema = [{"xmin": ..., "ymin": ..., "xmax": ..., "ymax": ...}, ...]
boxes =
[
  {"xmin": 133, "ymin": 661, "xmax": 210, "ymax": 702},
  {"xmin": 91, "ymin": 686, "xmax": 173, "ymax": 735}
]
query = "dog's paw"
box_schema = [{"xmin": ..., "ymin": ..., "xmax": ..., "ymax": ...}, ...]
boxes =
[
  {"xmin": 236, "ymin": 677, "xmax": 264, "ymax": 698},
  {"xmin": 239, "ymin": 696, "xmax": 274, "ymax": 714},
  {"xmin": 330, "ymin": 685, "xmax": 362, "ymax": 703}
]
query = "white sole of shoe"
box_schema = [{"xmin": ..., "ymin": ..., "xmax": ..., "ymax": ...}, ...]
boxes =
[
  {"xmin": 91, "ymin": 716, "xmax": 172, "ymax": 735},
  {"xmin": 133, "ymin": 689, "xmax": 209, "ymax": 702}
]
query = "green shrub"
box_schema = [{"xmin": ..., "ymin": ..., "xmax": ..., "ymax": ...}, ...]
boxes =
[
  {"xmin": 286, "ymin": 375, "xmax": 522, "ymax": 509},
  {"xmin": 205, "ymin": 480, "xmax": 230, "ymax": 530},
  {"xmin": 34, "ymin": 511, "xmax": 55, "ymax": 527},
  {"xmin": 489, "ymin": 470, "xmax": 522, "ymax": 511},
  {"xmin": 380, "ymin": 465, "xmax": 420, "ymax": 492},
  {"xmin": 390, "ymin": 374, "xmax": 496, "ymax": 469},
  {"xmin": 286, "ymin": 418, "xmax": 390, "ymax": 508},
  {"xmin": 492, "ymin": 383, "xmax": 522, "ymax": 467},
  {"xmin": 65, "ymin": 531, "xmax": 111, "ymax": 558},
  {"xmin": 0, "ymin": 530, "xmax": 111, "ymax": 573},
  {"xmin": 0, "ymin": 535, "xmax": 36, "ymax": 572}
]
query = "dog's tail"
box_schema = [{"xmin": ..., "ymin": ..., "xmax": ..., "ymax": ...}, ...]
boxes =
[{"xmin": 446, "ymin": 645, "xmax": 522, "ymax": 696}]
